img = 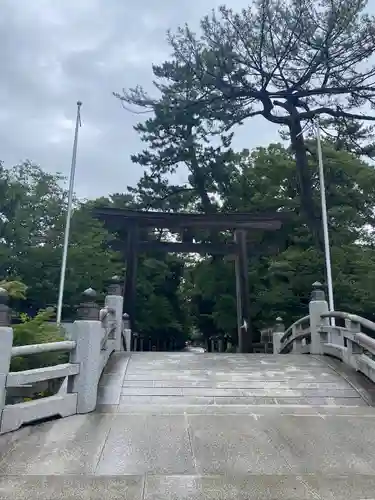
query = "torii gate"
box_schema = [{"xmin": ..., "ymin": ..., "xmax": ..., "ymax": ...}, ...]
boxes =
[{"xmin": 94, "ymin": 208, "xmax": 286, "ymax": 353}]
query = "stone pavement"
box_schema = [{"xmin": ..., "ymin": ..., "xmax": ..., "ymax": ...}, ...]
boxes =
[{"xmin": 1, "ymin": 352, "xmax": 375, "ymax": 499}]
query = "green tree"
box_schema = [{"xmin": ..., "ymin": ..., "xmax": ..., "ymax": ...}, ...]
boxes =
[
  {"xmin": 89, "ymin": 192, "xmax": 192, "ymax": 347},
  {"xmin": 185, "ymin": 142, "xmax": 375, "ymax": 339},
  {"xmin": 134, "ymin": 254, "xmax": 190, "ymax": 348},
  {"xmin": 0, "ymin": 162, "xmax": 122, "ymax": 318},
  {"xmin": 0, "ymin": 280, "xmax": 27, "ymax": 299},
  {"xmin": 186, "ymin": 258, "xmax": 237, "ymax": 342},
  {"xmin": 115, "ymin": 51, "xmax": 239, "ymax": 221},
  {"xmin": 119, "ymin": 0, "xmax": 375, "ymax": 248},
  {"xmin": 11, "ymin": 308, "xmax": 67, "ymax": 372}
]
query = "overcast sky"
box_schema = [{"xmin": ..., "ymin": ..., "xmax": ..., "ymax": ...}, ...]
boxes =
[{"xmin": 0, "ymin": 0, "xmax": 346, "ymax": 200}]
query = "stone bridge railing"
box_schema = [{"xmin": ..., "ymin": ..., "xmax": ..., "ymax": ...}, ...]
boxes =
[
  {"xmin": 275, "ymin": 282, "xmax": 375, "ymax": 384},
  {"xmin": 0, "ymin": 277, "xmax": 128, "ymax": 435}
]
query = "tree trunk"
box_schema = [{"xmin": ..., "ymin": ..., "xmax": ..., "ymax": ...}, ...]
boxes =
[{"xmin": 289, "ymin": 118, "xmax": 323, "ymax": 250}]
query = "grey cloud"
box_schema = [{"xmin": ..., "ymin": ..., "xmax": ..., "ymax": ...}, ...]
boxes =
[{"xmin": 0, "ymin": 0, "xmax": 279, "ymax": 199}]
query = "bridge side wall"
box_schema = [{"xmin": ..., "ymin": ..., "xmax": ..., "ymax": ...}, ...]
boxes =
[{"xmin": 0, "ymin": 280, "xmax": 124, "ymax": 434}]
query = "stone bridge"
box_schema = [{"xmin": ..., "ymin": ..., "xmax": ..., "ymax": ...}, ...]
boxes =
[{"xmin": 1, "ymin": 282, "xmax": 375, "ymax": 499}]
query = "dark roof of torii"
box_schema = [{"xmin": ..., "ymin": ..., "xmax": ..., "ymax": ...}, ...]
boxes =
[{"xmin": 93, "ymin": 207, "xmax": 289, "ymax": 230}]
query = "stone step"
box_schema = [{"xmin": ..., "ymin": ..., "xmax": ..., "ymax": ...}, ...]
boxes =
[
  {"xmin": 0, "ymin": 474, "xmax": 375, "ymax": 500},
  {"xmin": 99, "ymin": 352, "xmax": 367, "ymax": 408},
  {"xmin": 2, "ymin": 473, "xmax": 375, "ymax": 499}
]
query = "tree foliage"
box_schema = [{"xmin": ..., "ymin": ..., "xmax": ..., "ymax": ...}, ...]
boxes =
[
  {"xmin": 186, "ymin": 142, "xmax": 375, "ymax": 338},
  {"xmin": 0, "ymin": 162, "xmax": 122, "ymax": 318},
  {"xmin": 119, "ymin": 0, "xmax": 375, "ymax": 248},
  {"xmin": 0, "ymin": 280, "xmax": 27, "ymax": 299},
  {"xmin": 0, "ymin": 162, "xmax": 191, "ymax": 349},
  {"xmin": 135, "ymin": 254, "xmax": 190, "ymax": 348},
  {"xmin": 11, "ymin": 308, "xmax": 67, "ymax": 372},
  {"xmin": 3, "ymin": 145, "xmax": 375, "ymax": 348}
]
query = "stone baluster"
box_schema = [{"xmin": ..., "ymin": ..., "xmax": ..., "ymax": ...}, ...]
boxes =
[
  {"xmin": 273, "ymin": 317, "xmax": 284, "ymax": 354},
  {"xmin": 0, "ymin": 289, "xmax": 13, "ymax": 429},
  {"xmin": 68, "ymin": 288, "xmax": 102, "ymax": 413},
  {"xmin": 292, "ymin": 324, "xmax": 303, "ymax": 353},
  {"xmin": 122, "ymin": 313, "xmax": 131, "ymax": 352},
  {"xmin": 344, "ymin": 317, "xmax": 363, "ymax": 369},
  {"xmin": 223, "ymin": 335, "xmax": 229, "ymax": 353},
  {"xmin": 105, "ymin": 276, "xmax": 124, "ymax": 352},
  {"xmin": 328, "ymin": 323, "xmax": 343, "ymax": 346},
  {"xmin": 210, "ymin": 336, "xmax": 216, "ymax": 353},
  {"xmin": 218, "ymin": 335, "xmax": 224, "ymax": 353},
  {"xmin": 309, "ymin": 282, "xmax": 329, "ymax": 355},
  {"xmin": 133, "ymin": 332, "xmax": 139, "ymax": 352}
]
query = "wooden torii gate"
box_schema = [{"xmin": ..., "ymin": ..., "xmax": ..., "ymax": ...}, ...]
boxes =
[{"xmin": 94, "ymin": 208, "xmax": 286, "ymax": 353}]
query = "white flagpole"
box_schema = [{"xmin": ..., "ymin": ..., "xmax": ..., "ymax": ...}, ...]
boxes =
[
  {"xmin": 315, "ymin": 119, "xmax": 335, "ymax": 315},
  {"xmin": 56, "ymin": 101, "xmax": 82, "ymax": 325}
]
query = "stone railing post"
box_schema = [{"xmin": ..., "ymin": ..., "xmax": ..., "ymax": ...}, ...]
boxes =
[
  {"xmin": 68, "ymin": 288, "xmax": 102, "ymax": 414},
  {"xmin": 292, "ymin": 324, "xmax": 303, "ymax": 353},
  {"xmin": 0, "ymin": 289, "xmax": 13, "ymax": 424},
  {"xmin": 343, "ymin": 317, "xmax": 363, "ymax": 369},
  {"xmin": 309, "ymin": 282, "xmax": 329, "ymax": 355},
  {"xmin": 105, "ymin": 276, "xmax": 124, "ymax": 352},
  {"xmin": 273, "ymin": 317, "xmax": 284, "ymax": 354},
  {"xmin": 218, "ymin": 335, "xmax": 224, "ymax": 353},
  {"xmin": 133, "ymin": 332, "xmax": 139, "ymax": 352},
  {"xmin": 122, "ymin": 313, "xmax": 131, "ymax": 351},
  {"xmin": 139, "ymin": 334, "xmax": 145, "ymax": 352}
]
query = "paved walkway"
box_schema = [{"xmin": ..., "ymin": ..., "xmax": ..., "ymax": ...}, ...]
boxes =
[{"xmin": 1, "ymin": 352, "xmax": 375, "ymax": 498}]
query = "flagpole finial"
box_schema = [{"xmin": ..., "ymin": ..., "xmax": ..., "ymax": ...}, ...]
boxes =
[{"xmin": 77, "ymin": 101, "xmax": 82, "ymax": 107}]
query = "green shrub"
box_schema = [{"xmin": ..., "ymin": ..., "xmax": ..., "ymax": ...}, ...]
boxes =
[
  {"xmin": 11, "ymin": 308, "xmax": 68, "ymax": 371},
  {"xmin": 0, "ymin": 280, "xmax": 27, "ymax": 299}
]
